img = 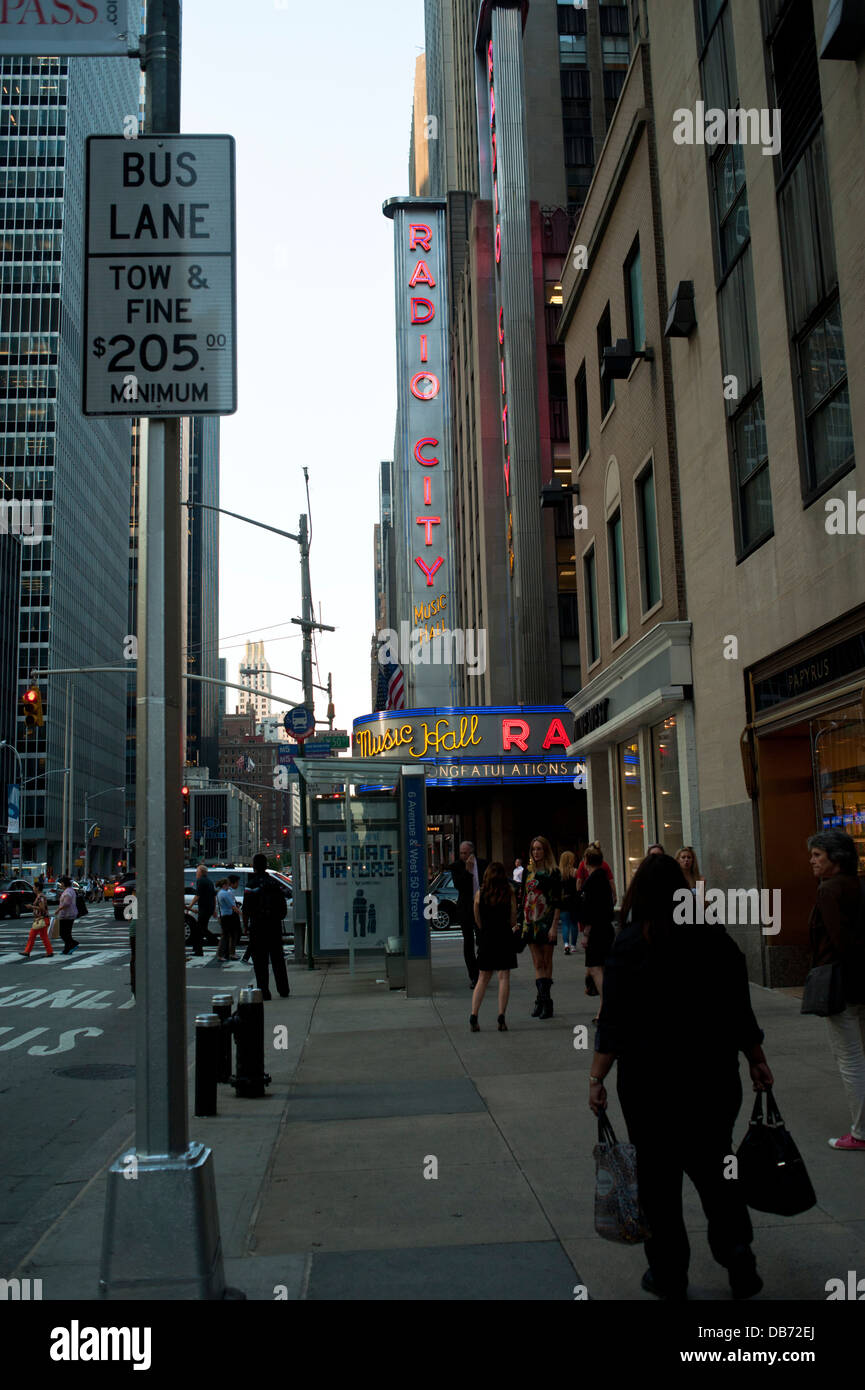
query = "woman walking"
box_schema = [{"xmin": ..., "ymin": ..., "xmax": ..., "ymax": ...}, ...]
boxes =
[
  {"xmin": 470, "ymin": 862, "xmax": 519, "ymax": 1031},
  {"xmin": 576, "ymin": 841, "xmax": 616, "ymax": 903},
  {"xmin": 559, "ymin": 851, "xmax": 580, "ymax": 954},
  {"xmin": 589, "ymin": 853, "xmax": 773, "ymax": 1300},
  {"xmin": 19, "ymin": 886, "xmax": 54, "ymax": 959},
  {"xmin": 807, "ymin": 830, "xmax": 865, "ymax": 1151},
  {"xmin": 54, "ymin": 875, "xmax": 80, "ymax": 955},
  {"xmin": 518, "ymin": 836, "xmax": 561, "ymax": 1019},
  {"xmin": 675, "ymin": 846, "xmax": 704, "ymax": 893},
  {"xmin": 580, "ymin": 845, "xmax": 616, "ymax": 1023}
]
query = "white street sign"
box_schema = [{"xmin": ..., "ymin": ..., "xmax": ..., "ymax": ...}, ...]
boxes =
[
  {"xmin": 83, "ymin": 135, "xmax": 237, "ymax": 417},
  {"xmin": 0, "ymin": 1, "xmax": 136, "ymax": 57}
]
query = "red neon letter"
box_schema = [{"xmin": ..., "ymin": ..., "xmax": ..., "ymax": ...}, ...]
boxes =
[
  {"xmin": 491, "ymin": 132, "xmax": 497, "ymax": 175},
  {"xmin": 415, "ymin": 556, "xmax": 444, "ymax": 586},
  {"xmin": 489, "ymin": 86, "xmax": 495, "ymax": 127},
  {"xmin": 503, "ymin": 457, "xmax": 510, "ymax": 497},
  {"xmin": 542, "ymin": 718, "xmax": 570, "ymax": 751},
  {"xmin": 411, "ymin": 297, "xmax": 435, "ymax": 324},
  {"xmin": 408, "ymin": 260, "xmax": 436, "ymax": 289},
  {"xmin": 409, "ymin": 223, "xmax": 432, "ymax": 251},
  {"xmin": 495, "ymin": 223, "xmax": 501, "ymax": 263},
  {"xmin": 410, "ymin": 372, "xmax": 440, "ymax": 401},
  {"xmin": 423, "ymin": 477, "xmax": 432, "ymax": 505},
  {"xmin": 488, "ymin": 39, "xmax": 493, "ymax": 79},
  {"xmin": 414, "ymin": 438, "xmax": 440, "ymax": 466},
  {"xmin": 498, "ymin": 306, "xmax": 504, "ymax": 344},
  {"xmin": 416, "ymin": 516, "xmax": 442, "ymax": 545},
  {"xmin": 420, "ymin": 334, "xmax": 428, "ymax": 363},
  {"xmin": 500, "ymin": 359, "xmax": 506, "ymax": 396},
  {"xmin": 502, "ymin": 403, "xmax": 508, "ymax": 444},
  {"xmin": 502, "ymin": 719, "xmax": 530, "ymax": 752}
]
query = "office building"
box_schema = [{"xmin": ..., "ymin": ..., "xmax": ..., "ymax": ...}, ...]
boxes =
[
  {"xmin": 237, "ymin": 639, "xmax": 272, "ymax": 721},
  {"xmin": 0, "ymin": 53, "xmax": 142, "ymax": 873}
]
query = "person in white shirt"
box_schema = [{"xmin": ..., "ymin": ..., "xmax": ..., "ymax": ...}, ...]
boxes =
[
  {"xmin": 512, "ymin": 859, "xmax": 524, "ymax": 885},
  {"xmin": 216, "ymin": 875, "xmax": 241, "ymax": 961}
]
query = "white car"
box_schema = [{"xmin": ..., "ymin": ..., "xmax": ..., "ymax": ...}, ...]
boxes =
[{"xmin": 184, "ymin": 866, "xmax": 294, "ymax": 938}]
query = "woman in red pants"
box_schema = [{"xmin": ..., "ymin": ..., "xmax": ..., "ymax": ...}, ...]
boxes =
[{"xmin": 19, "ymin": 889, "xmax": 54, "ymax": 959}]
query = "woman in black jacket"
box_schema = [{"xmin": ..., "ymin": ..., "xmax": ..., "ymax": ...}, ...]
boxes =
[
  {"xmin": 807, "ymin": 830, "xmax": 865, "ymax": 1151},
  {"xmin": 588, "ymin": 855, "xmax": 773, "ymax": 1301},
  {"xmin": 580, "ymin": 845, "xmax": 615, "ymax": 1022}
]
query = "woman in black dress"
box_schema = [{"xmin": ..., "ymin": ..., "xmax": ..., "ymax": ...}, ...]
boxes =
[
  {"xmin": 470, "ymin": 862, "xmax": 519, "ymax": 1031},
  {"xmin": 580, "ymin": 845, "xmax": 615, "ymax": 1023}
]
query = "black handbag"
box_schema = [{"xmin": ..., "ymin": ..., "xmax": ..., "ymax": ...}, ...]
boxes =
[
  {"xmin": 801, "ymin": 962, "xmax": 845, "ymax": 1016},
  {"xmin": 513, "ymin": 928, "xmax": 528, "ymax": 954},
  {"xmin": 735, "ymin": 1089, "xmax": 816, "ymax": 1216},
  {"xmin": 75, "ymin": 891, "xmax": 88, "ymax": 917}
]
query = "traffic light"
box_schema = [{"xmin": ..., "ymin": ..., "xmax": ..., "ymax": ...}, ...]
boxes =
[
  {"xmin": 282, "ymin": 827, "xmax": 288, "ymax": 837},
  {"xmin": 92, "ymin": 825, "xmax": 100, "ymax": 839},
  {"xmin": 21, "ymin": 685, "xmax": 43, "ymax": 730},
  {"xmin": 181, "ymin": 785, "xmax": 189, "ymax": 799},
  {"xmin": 184, "ymin": 827, "xmax": 191, "ymax": 840}
]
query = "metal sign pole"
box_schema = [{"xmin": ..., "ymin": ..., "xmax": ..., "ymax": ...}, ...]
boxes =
[{"xmin": 99, "ymin": 0, "xmax": 229, "ymax": 1301}]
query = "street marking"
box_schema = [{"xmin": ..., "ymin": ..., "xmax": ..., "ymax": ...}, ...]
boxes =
[{"xmin": 54, "ymin": 950, "xmax": 128, "ymax": 970}]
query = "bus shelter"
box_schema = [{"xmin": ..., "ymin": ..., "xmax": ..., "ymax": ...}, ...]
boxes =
[{"xmin": 291, "ymin": 759, "xmax": 431, "ymax": 996}]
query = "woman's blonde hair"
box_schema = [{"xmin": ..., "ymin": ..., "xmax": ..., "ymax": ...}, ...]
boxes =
[
  {"xmin": 529, "ymin": 835, "xmax": 557, "ymax": 872},
  {"xmin": 559, "ymin": 850, "xmax": 576, "ymax": 878},
  {"xmin": 675, "ymin": 846, "xmax": 701, "ymax": 882}
]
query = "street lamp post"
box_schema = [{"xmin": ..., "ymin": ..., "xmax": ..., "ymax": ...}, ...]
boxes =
[
  {"xmin": 0, "ymin": 741, "xmax": 24, "ymax": 873},
  {"xmin": 83, "ymin": 785, "xmax": 124, "ymax": 880}
]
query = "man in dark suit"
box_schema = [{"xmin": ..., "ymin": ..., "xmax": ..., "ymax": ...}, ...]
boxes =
[{"xmin": 450, "ymin": 841, "xmax": 488, "ymax": 989}]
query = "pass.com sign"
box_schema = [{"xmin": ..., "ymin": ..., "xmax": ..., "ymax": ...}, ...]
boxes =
[{"xmin": 0, "ymin": 2, "xmax": 134, "ymax": 58}]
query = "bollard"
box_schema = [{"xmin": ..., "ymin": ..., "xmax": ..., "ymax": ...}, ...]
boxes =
[
  {"xmin": 194, "ymin": 1013, "xmax": 222, "ymax": 1117},
  {"xmin": 230, "ymin": 987, "xmax": 271, "ymax": 1099},
  {"xmin": 212, "ymin": 993, "xmax": 234, "ymax": 1084}
]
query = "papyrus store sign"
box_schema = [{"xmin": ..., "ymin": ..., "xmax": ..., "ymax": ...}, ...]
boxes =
[
  {"xmin": 0, "ymin": 1, "xmax": 136, "ymax": 56},
  {"xmin": 83, "ymin": 136, "xmax": 236, "ymax": 417},
  {"xmin": 383, "ymin": 197, "xmax": 457, "ymax": 705}
]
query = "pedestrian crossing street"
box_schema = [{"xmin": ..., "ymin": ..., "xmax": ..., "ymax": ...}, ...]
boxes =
[{"xmin": 0, "ymin": 909, "xmax": 265, "ymax": 974}]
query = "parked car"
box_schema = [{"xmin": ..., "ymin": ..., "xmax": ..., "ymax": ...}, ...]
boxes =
[
  {"xmin": 426, "ymin": 869, "xmax": 460, "ymax": 930},
  {"xmin": 0, "ymin": 878, "xmax": 36, "ymax": 919},
  {"xmin": 183, "ymin": 865, "xmax": 294, "ymax": 939}
]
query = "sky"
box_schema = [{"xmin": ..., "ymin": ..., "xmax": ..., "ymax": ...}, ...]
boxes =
[{"xmin": 180, "ymin": 0, "xmax": 425, "ymax": 734}]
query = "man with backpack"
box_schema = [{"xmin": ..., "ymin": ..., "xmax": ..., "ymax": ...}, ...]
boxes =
[{"xmin": 241, "ymin": 854, "xmax": 289, "ymax": 1000}]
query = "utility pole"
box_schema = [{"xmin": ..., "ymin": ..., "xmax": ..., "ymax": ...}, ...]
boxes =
[{"xmin": 100, "ymin": 0, "xmax": 230, "ymax": 1303}]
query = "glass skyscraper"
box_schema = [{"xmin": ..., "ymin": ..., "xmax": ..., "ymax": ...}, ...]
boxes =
[
  {"xmin": 186, "ymin": 415, "xmax": 220, "ymax": 778},
  {"xmin": 0, "ymin": 52, "xmax": 142, "ymax": 870}
]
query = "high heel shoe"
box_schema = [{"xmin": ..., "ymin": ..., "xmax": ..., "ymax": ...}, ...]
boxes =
[
  {"xmin": 497, "ymin": 1014, "xmax": 507, "ymax": 1031},
  {"xmin": 469, "ymin": 1014, "xmax": 479, "ymax": 1032}
]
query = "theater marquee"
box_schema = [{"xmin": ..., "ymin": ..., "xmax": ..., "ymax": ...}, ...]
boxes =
[{"xmin": 353, "ymin": 706, "xmax": 586, "ymax": 787}]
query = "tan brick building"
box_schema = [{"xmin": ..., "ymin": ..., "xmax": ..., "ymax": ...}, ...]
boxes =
[{"xmin": 563, "ymin": 0, "xmax": 865, "ymax": 986}]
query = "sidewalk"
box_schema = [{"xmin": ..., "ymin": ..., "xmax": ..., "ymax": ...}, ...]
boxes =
[{"xmin": 15, "ymin": 941, "xmax": 865, "ymax": 1301}]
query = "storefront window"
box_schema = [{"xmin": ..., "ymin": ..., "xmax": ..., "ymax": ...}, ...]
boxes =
[
  {"xmin": 619, "ymin": 738, "xmax": 644, "ymax": 881},
  {"xmin": 652, "ymin": 717, "xmax": 683, "ymax": 851},
  {"xmin": 812, "ymin": 706, "xmax": 865, "ymax": 874}
]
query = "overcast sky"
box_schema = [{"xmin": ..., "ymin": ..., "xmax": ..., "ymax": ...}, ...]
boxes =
[{"xmin": 180, "ymin": 0, "xmax": 425, "ymax": 733}]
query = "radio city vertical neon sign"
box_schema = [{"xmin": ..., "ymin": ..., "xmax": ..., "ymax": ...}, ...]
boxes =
[
  {"xmin": 408, "ymin": 222, "xmax": 444, "ymax": 587},
  {"xmin": 488, "ymin": 38, "xmax": 514, "ymax": 579}
]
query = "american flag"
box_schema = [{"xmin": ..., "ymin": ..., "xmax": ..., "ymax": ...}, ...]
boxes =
[
  {"xmin": 235, "ymin": 754, "xmax": 255, "ymax": 772},
  {"xmin": 376, "ymin": 659, "xmax": 405, "ymax": 711}
]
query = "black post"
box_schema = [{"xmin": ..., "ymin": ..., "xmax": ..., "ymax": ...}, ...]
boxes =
[
  {"xmin": 194, "ymin": 1014, "xmax": 220, "ymax": 1117},
  {"xmin": 212, "ymin": 993, "xmax": 234, "ymax": 1084},
  {"xmin": 231, "ymin": 987, "xmax": 270, "ymax": 1099}
]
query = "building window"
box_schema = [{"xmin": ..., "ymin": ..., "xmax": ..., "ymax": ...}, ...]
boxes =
[
  {"xmin": 652, "ymin": 717, "xmax": 683, "ymax": 849},
  {"xmin": 636, "ymin": 464, "xmax": 661, "ymax": 610},
  {"xmin": 597, "ymin": 303, "xmax": 614, "ymax": 416},
  {"xmin": 584, "ymin": 546, "xmax": 599, "ymax": 665},
  {"xmin": 602, "ymin": 36, "xmax": 631, "ymax": 66},
  {"xmin": 799, "ymin": 301, "xmax": 854, "ymax": 488},
  {"xmin": 619, "ymin": 738, "xmax": 644, "ymax": 883},
  {"xmin": 624, "ymin": 236, "xmax": 645, "ymax": 351},
  {"xmin": 608, "ymin": 509, "xmax": 627, "ymax": 641},
  {"xmin": 558, "ymin": 591, "xmax": 579, "ymax": 641},
  {"xmin": 733, "ymin": 392, "xmax": 773, "ymax": 551},
  {"xmin": 575, "ymin": 362, "xmax": 589, "ymax": 460},
  {"xmin": 713, "ymin": 142, "xmax": 749, "ymax": 276}
]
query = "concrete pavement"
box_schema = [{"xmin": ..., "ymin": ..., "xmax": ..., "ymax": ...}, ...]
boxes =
[{"xmin": 12, "ymin": 935, "xmax": 865, "ymax": 1301}]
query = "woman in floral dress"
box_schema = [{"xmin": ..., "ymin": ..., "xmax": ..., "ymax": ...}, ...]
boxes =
[{"xmin": 519, "ymin": 836, "xmax": 562, "ymax": 1019}]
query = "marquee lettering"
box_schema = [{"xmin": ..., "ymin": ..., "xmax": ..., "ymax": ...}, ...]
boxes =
[
  {"xmin": 408, "ymin": 260, "xmax": 436, "ymax": 289},
  {"xmin": 409, "ymin": 224, "xmax": 432, "ymax": 252}
]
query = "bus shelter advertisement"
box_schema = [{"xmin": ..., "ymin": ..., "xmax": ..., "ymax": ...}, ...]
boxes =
[{"xmin": 315, "ymin": 827, "xmax": 399, "ymax": 952}]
